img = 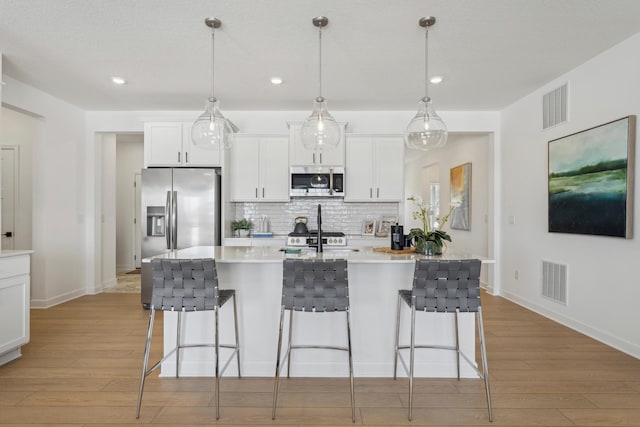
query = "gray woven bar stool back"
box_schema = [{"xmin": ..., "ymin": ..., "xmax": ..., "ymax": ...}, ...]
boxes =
[
  {"xmin": 136, "ymin": 258, "xmax": 241, "ymax": 420},
  {"xmin": 272, "ymin": 258, "xmax": 355, "ymax": 423},
  {"xmin": 393, "ymin": 259, "xmax": 492, "ymax": 421}
]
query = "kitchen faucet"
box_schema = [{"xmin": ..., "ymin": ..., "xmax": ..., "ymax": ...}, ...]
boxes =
[{"xmin": 317, "ymin": 203, "xmax": 323, "ymax": 253}]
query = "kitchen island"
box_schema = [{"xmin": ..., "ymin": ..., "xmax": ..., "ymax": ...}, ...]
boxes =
[{"xmin": 146, "ymin": 246, "xmax": 494, "ymax": 378}]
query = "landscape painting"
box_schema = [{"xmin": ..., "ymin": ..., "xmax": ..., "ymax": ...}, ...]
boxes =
[
  {"xmin": 548, "ymin": 116, "xmax": 635, "ymax": 238},
  {"xmin": 450, "ymin": 163, "xmax": 471, "ymax": 230}
]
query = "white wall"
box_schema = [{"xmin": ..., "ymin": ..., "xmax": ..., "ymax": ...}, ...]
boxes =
[
  {"xmin": 0, "ymin": 106, "xmax": 35, "ymax": 250},
  {"xmin": 115, "ymin": 134, "xmax": 143, "ymax": 270},
  {"xmin": 2, "ymin": 75, "xmax": 87, "ymax": 307},
  {"xmin": 500, "ymin": 32, "xmax": 640, "ymax": 358}
]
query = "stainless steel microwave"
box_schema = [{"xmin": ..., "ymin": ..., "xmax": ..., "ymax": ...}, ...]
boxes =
[{"xmin": 290, "ymin": 166, "xmax": 345, "ymax": 197}]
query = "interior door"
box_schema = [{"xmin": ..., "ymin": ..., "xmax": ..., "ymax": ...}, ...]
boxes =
[{"xmin": 1, "ymin": 147, "xmax": 17, "ymax": 250}]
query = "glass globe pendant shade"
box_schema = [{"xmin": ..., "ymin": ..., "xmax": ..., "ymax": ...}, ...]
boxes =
[
  {"xmin": 191, "ymin": 97, "xmax": 230, "ymax": 149},
  {"xmin": 301, "ymin": 96, "xmax": 341, "ymax": 151},
  {"xmin": 405, "ymin": 97, "xmax": 448, "ymax": 150}
]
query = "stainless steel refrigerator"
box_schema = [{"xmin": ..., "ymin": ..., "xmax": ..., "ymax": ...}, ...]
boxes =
[{"xmin": 140, "ymin": 168, "xmax": 221, "ymax": 308}]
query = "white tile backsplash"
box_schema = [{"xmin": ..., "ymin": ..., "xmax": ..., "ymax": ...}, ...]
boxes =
[{"xmin": 233, "ymin": 199, "xmax": 399, "ymax": 235}]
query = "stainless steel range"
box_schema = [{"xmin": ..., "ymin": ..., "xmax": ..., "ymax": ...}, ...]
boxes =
[{"xmin": 287, "ymin": 231, "xmax": 347, "ymax": 247}]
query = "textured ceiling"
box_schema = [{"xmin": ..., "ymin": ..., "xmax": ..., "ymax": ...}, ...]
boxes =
[{"xmin": 1, "ymin": 0, "xmax": 640, "ymax": 111}]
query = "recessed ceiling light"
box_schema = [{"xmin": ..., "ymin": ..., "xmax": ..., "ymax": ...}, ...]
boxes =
[
  {"xmin": 270, "ymin": 77, "xmax": 283, "ymax": 85},
  {"xmin": 430, "ymin": 76, "xmax": 443, "ymax": 84},
  {"xmin": 111, "ymin": 76, "xmax": 127, "ymax": 85}
]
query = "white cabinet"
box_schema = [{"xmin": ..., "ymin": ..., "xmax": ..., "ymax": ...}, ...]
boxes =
[
  {"xmin": 229, "ymin": 136, "xmax": 290, "ymax": 202},
  {"xmin": 144, "ymin": 122, "xmax": 221, "ymax": 167},
  {"xmin": 288, "ymin": 122, "xmax": 347, "ymax": 167},
  {"xmin": 0, "ymin": 252, "xmax": 31, "ymax": 366},
  {"xmin": 345, "ymin": 136, "xmax": 404, "ymax": 202}
]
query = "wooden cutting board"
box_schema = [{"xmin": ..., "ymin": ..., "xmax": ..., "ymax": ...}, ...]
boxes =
[{"xmin": 373, "ymin": 247, "xmax": 416, "ymax": 254}]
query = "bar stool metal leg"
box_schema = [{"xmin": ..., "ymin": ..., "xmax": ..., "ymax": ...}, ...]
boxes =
[
  {"xmin": 286, "ymin": 309, "xmax": 293, "ymax": 378},
  {"xmin": 408, "ymin": 297, "xmax": 416, "ymax": 421},
  {"xmin": 233, "ymin": 293, "xmax": 242, "ymax": 378},
  {"xmin": 393, "ymin": 293, "xmax": 402, "ymax": 380},
  {"xmin": 455, "ymin": 309, "xmax": 460, "ymax": 381},
  {"xmin": 214, "ymin": 306, "xmax": 220, "ymax": 420},
  {"xmin": 477, "ymin": 306, "xmax": 493, "ymax": 422},
  {"xmin": 272, "ymin": 306, "xmax": 286, "ymax": 420},
  {"xmin": 346, "ymin": 309, "xmax": 355, "ymax": 423},
  {"xmin": 135, "ymin": 308, "xmax": 155, "ymax": 419},
  {"xmin": 176, "ymin": 310, "xmax": 182, "ymax": 377}
]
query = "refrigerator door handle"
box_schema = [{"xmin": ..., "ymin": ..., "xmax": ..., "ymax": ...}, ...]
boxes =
[
  {"xmin": 165, "ymin": 191, "xmax": 171, "ymax": 250},
  {"xmin": 172, "ymin": 190, "xmax": 178, "ymax": 250}
]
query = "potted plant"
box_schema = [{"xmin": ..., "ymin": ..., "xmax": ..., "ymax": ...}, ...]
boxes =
[
  {"xmin": 406, "ymin": 196, "xmax": 453, "ymax": 255},
  {"xmin": 231, "ymin": 218, "xmax": 253, "ymax": 237}
]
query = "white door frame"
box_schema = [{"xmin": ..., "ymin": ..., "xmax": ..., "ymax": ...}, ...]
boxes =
[
  {"xmin": 1, "ymin": 145, "xmax": 19, "ymax": 250},
  {"xmin": 134, "ymin": 172, "xmax": 142, "ymax": 268}
]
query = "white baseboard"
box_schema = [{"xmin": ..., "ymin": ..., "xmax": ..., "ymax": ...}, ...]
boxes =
[
  {"xmin": 501, "ymin": 290, "xmax": 640, "ymax": 360},
  {"xmin": 31, "ymin": 287, "xmax": 86, "ymax": 309}
]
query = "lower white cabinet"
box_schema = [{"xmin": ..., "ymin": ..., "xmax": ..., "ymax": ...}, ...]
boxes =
[
  {"xmin": 0, "ymin": 252, "xmax": 32, "ymax": 366},
  {"xmin": 345, "ymin": 136, "xmax": 404, "ymax": 202},
  {"xmin": 229, "ymin": 136, "xmax": 289, "ymax": 202}
]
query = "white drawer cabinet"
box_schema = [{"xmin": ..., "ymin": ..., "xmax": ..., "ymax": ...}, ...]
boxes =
[{"xmin": 0, "ymin": 252, "xmax": 32, "ymax": 366}]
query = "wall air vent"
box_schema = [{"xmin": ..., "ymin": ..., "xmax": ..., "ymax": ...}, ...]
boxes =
[
  {"xmin": 542, "ymin": 260, "xmax": 567, "ymax": 305},
  {"xmin": 542, "ymin": 83, "xmax": 568, "ymax": 129}
]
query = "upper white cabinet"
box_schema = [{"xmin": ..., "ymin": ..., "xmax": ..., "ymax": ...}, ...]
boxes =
[
  {"xmin": 144, "ymin": 122, "xmax": 221, "ymax": 167},
  {"xmin": 345, "ymin": 136, "xmax": 404, "ymax": 202},
  {"xmin": 288, "ymin": 122, "xmax": 347, "ymax": 167},
  {"xmin": 229, "ymin": 136, "xmax": 290, "ymax": 202}
]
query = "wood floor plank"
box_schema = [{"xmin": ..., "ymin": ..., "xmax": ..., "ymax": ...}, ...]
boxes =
[{"xmin": 1, "ymin": 291, "xmax": 638, "ymax": 426}]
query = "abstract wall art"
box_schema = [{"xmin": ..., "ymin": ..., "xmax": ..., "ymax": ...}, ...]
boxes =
[{"xmin": 548, "ymin": 116, "xmax": 635, "ymax": 238}]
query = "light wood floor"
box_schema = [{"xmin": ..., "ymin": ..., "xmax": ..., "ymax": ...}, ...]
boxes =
[{"xmin": 1, "ymin": 291, "xmax": 639, "ymax": 426}]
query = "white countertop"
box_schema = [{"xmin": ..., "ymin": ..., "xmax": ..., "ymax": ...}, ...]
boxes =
[
  {"xmin": 0, "ymin": 250, "xmax": 34, "ymax": 258},
  {"xmin": 144, "ymin": 246, "xmax": 494, "ymax": 264}
]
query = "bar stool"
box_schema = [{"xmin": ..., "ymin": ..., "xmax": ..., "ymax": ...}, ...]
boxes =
[
  {"xmin": 136, "ymin": 258, "xmax": 240, "ymax": 420},
  {"xmin": 394, "ymin": 259, "xmax": 492, "ymax": 421},
  {"xmin": 272, "ymin": 258, "xmax": 355, "ymax": 423}
]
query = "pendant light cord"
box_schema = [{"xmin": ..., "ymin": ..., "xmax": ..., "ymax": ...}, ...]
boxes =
[
  {"xmin": 424, "ymin": 25, "xmax": 429, "ymax": 100},
  {"xmin": 210, "ymin": 27, "xmax": 216, "ymax": 100},
  {"xmin": 318, "ymin": 24, "xmax": 323, "ymax": 98}
]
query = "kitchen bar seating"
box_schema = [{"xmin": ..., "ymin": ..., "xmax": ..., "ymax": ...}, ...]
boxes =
[
  {"xmin": 394, "ymin": 259, "xmax": 493, "ymax": 422},
  {"xmin": 136, "ymin": 258, "xmax": 240, "ymax": 420},
  {"xmin": 272, "ymin": 258, "xmax": 356, "ymax": 423}
]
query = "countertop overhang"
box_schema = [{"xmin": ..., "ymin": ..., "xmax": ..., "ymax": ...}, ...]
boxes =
[{"xmin": 143, "ymin": 245, "xmax": 495, "ymax": 264}]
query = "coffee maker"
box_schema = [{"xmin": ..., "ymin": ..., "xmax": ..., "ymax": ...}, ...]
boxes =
[{"xmin": 390, "ymin": 223, "xmax": 404, "ymax": 250}]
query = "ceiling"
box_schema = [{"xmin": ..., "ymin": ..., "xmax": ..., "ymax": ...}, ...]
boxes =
[{"xmin": 1, "ymin": 0, "xmax": 640, "ymax": 112}]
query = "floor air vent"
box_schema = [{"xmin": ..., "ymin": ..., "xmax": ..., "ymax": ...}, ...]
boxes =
[
  {"xmin": 542, "ymin": 260, "xmax": 567, "ymax": 305},
  {"xmin": 542, "ymin": 83, "xmax": 568, "ymax": 129}
]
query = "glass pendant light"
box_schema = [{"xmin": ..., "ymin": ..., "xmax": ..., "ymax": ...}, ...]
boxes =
[
  {"xmin": 192, "ymin": 17, "xmax": 233, "ymax": 150},
  {"xmin": 405, "ymin": 16, "xmax": 448, "ymax": 151},
  {"xmin": 301, "ymin": 16, "xmax": 341, "ymax": 151}
]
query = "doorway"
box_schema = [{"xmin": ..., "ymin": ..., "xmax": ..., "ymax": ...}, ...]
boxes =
[{"xmin": 1, "ymin": 146, "xmax": 18, "ymax": 250}]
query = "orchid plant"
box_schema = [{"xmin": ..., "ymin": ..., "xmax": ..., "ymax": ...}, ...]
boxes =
[{"xmin": 407, "ymin": 196, "xmax": 453, "ymax": 253}]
